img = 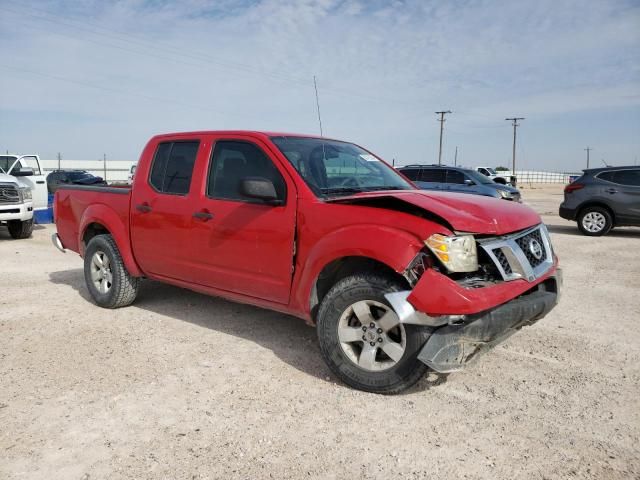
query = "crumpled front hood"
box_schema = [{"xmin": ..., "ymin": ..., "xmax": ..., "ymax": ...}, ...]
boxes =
[{"xmin": 329, "ymin": 189, "xmax": 541, "ymax": 235}]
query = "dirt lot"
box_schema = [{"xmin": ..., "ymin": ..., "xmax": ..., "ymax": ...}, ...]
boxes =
[{"xmin": 1, "ymin": 184, "xmax": 639, "ymax": 479}]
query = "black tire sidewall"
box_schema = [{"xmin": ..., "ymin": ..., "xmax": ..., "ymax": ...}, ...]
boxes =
[
  {"xmin": 578, "ymin": 207, "xmax": 612, "ymax": 236},
  {"xmin": 317, "ymin": 275, "xmax": 429, "ymax": 393},
  {"xmin": 83, "ymin": 235, "xmax": 122, "ymax": 307}
]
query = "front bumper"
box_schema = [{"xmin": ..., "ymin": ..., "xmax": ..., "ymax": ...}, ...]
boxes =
[
  {"xmin": 0, "ymin": 202, "xmax": 33, "ymax": 222},
  {"xmin": 418, "ymin": 271, "xmax": 561, "ymax": 372}
]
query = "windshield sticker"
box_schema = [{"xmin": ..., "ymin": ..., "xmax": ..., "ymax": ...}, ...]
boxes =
[{"xmin": 359, "ymin": 154, "xmax": 379, "ymax": 162}]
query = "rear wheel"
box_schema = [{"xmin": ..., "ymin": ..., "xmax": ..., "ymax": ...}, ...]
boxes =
[
  {"xmin": 8, "ymin": 219, "xmax": 34, "ymax": 239},
  {"xmin": 317, "ymin": 273, "xmax": 430, "ymax": 394},
  {"xmin": 578, "ymin": 206, "xmax": 612, "ymax": 236},
  {"xmin": 84, "ymin": 234, "xmax": 139, "ymax": 308}
]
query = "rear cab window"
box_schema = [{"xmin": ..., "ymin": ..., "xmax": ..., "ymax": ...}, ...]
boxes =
[{"xmin": 149, "ymin": 141, "xmax": 200, "ymax": 195}]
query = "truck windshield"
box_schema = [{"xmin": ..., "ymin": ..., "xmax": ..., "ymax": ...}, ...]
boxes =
[
  {"xmin": 0, "ymin": 156, "xmax": 18, "ymax": 174},
  {"xmin": 270, "ymin": 136, "xmax": 412, "ymax": 197}
]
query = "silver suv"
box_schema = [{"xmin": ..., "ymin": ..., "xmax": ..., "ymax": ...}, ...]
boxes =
[{"xmin": 559, "ymin": 167, "xmax": 640, "ymax": 236}]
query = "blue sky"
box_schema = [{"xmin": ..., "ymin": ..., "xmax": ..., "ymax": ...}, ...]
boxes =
[{"xmin": 0, "ymin": 0, "xmax": 638, "ymax": 171}]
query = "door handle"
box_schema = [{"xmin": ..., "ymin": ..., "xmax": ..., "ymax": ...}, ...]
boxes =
[
  {"xmin": 605, "ymin": 188, "xmax": 618, "ymax": 194},
  {"xmin": 193, "ymin": 210, "xmax": 214, "ymax": 221},
  {"xmin": 36, "ymin": 180, "xmax": 45, "ymax": 184},
  {"xmin": 135, "ymin": 203, "xmax": 152, "ymax": 213}
]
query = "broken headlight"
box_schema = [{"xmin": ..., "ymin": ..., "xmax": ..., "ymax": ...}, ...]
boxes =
[{"xmin": 425, "ymin": 233, "xmax": 478, "ymax": 273}]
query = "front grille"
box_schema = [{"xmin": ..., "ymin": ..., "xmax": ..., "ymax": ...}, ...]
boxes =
[
  {"xmin": 514, "ymin": 229, "xmax": 547, "ymax": 268},
  {"xmin": 492, "ymin": 248, "xmax": 512, "ymax": 274},
  {"xmin": 478, "ymin": 224, "xmax": 553, "ymax": 282},
  {"xmin": 0, "ymin": 184, "xmax": 20, "ymax": 204}
]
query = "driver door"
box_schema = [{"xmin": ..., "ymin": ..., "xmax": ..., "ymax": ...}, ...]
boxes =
[{"xmin": 188, "ymin": 137, "xmax": 297, "ymax": 304}]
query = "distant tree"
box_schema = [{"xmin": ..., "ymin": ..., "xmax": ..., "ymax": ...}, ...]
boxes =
[{"xmin": 495, "ymin": 166, "xmax": 509, "ymax": 171}]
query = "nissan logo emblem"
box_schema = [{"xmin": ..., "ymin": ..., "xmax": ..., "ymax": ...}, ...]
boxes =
[{"xmin": 528, "ymin": 238, "xmax": 543, "ymax": 260}]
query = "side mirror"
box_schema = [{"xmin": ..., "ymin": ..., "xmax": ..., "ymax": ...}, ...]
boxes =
[
  {"xmin": 464, "ymin": 179, "xmax": 474, "ymax": 186},
  {"xmin": 12, "ymin": 166, "xmax": 34, "ymax": 177},
  {"xmin": 240, "ymin": 177, "xmax": 282, "ymax": 204}
]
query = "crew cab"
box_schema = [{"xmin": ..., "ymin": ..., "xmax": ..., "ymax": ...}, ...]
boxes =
[{"xmin": 52, "ymin": 131, "xmax": 561, "ymax": 393}]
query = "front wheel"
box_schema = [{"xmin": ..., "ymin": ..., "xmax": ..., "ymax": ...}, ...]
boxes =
[
  {"xmin": 317, "ymin": 273, "xmax": 430, "ymax": 394},
  {"xmin": 8, "ymin": 219, "xmax": 34, "ymax": 239},
  {"xmin": 84, "ymin": 234, "xmax": 139, "ymax": 308}
]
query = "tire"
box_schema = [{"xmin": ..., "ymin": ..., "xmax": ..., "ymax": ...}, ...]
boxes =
[
  {"xmin": 577, "ymin": 206, "xmax": 613, "ymax": 236},
  {"xmin": 83, "ymin": 234, "xmax": 139, "ymax": 308},
  {"xmin": 317, "ymin": 273, "xmax": 430, "ymax": 394},
  {"xmin": 8, "ymin": 219, "xmax": 34, "ymax": 239}
]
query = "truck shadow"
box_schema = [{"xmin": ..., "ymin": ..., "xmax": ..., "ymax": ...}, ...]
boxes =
[
  {"xmin": 546, "ymin": 224, "xmax": 640, "ymax": 238},
  {"xmin": 48, "ymin": 268, "xmax": 447, "ymax": 394}
]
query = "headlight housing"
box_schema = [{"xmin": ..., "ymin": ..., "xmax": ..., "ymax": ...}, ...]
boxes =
[
  {"xmin": 19, "ymin": 187, "xmax": 32, "ymax": 202},
  {"xmin": 425, "ymin": 234, "xmax": 478, "ymax": 272},
  {"xmin": 498, "ymin": 189, "xmax": 512, "ymax": 199}
]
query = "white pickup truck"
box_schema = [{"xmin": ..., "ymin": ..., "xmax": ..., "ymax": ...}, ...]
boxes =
[
  {"xmin": 0, "ymin": 155, "xmax": 48, "ymax": 239},
  {"xmin": 475, "ymin": 167, "xmax": 517, "ymax": 186}
]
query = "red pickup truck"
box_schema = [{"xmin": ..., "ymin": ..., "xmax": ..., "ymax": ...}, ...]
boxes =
[{"xmin": 53, "ymin": 131, "xmax": 561, "ymax": 393}]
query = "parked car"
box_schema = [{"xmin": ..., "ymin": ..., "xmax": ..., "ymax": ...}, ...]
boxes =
[
  {"xmin": 475, "ymin": 166, "xmax": 517, "ymax": 186},
  {"xmin": 398, "ymin": 164, "xmax": 521, "ymax": 201},
  {"xmin": 0, "ymin": 154, "xmax": 48, "ymax": 213},
  {"xmin": 0, "ymin": 171, "xmax": 34, "ymax": 239},
  {"xmin": 559, "ymin": 166, "xmax": 640, "ymax": 236},
  {"xmin": 52, "ymin": 131, "xmax": 560, "ymax": 394},
  {"xmin": 47, "ymin": 170, "xmax": 107, "ymax": 194}
]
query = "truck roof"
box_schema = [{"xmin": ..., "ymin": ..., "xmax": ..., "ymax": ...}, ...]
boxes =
[{"xmin": 151, "ymin": 130, "xmax": 334, "ymax": 141}]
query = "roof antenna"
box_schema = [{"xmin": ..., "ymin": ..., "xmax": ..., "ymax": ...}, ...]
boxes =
[{"xmin": 313, "ymin": 75, "xmax": 324, "ymax": 137}]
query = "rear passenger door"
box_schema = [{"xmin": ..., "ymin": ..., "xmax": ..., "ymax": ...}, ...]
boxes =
[
  {"xmin": 130, "ymin": 139, "xmax": 203, "ymax": 281},
  {"xmin": 603, "ymin": 169, "xmax": 640, "ymax": 224}
]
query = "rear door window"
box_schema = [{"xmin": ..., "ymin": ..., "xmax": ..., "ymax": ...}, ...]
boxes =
[
  {"xmin": 149, "ymin": 141, "xmax": 199, "ymax": 195},
  {"xmin": 598, "ymin": 169, "xmax": 640, "ymax": 186},
  {"xmin": 613, "ymin": 169, "xmax": 640, "ymax": 186},
  {"xmin": 420, "ymin": 169, "xmax": 445, "ymax": 182}
]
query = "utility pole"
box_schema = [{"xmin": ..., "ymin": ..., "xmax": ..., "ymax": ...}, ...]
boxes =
[
  {"xmin": 435, "ymin": 110, "xmax": 451, "ymax": 165},
  {"xmin": 57, "ymin": 152, "xmax": 61, "ymax": 170},
  {"xmin": 313, "ymin": 76, "xmax": 323, "ymax": 137},
  {"xmin": 584, "ymin": 147, "xmax": 592, "ymax": 169},
  {"xmin": 103, "ymin": 153, "xmax": 107, "ymax": 181},
  {"xmin": 454, "ymin": 146, "xmax": 458, "ymax": 167},
  {"xmin": 505, "ymin": 117, "xmax": 525, "ymax": 174}
]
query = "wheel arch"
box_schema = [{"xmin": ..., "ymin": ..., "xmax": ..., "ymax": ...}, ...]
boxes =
[
  {"xmin": 577, "ymin": 201, "xmax": 616, "ymax": 224},
  {"xmin": 309, "ymin": 256, "xmax": 409, "ymax": 322},
  {"xmin": 78, "ymin": 205, "xmax": 143, "ymax": 277}
]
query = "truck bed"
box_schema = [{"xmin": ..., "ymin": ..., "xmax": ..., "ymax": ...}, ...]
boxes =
[{"xmin": 54, "ymin": 185, "xmax": 132, "ymax": 255}]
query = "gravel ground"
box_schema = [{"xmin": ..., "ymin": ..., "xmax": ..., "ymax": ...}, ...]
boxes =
[{"xmin": 1, "ymin": 185, "xmax": 639, "ymax": 479}]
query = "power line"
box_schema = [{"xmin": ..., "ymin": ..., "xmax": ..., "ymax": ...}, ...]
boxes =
[
  {"xmin": 505, "ymin": 117, "xmax": 525, "ymax": 174},
  {"xmin": 435, "ymin": 111, "xmax": 452, "ymax": 166}
]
